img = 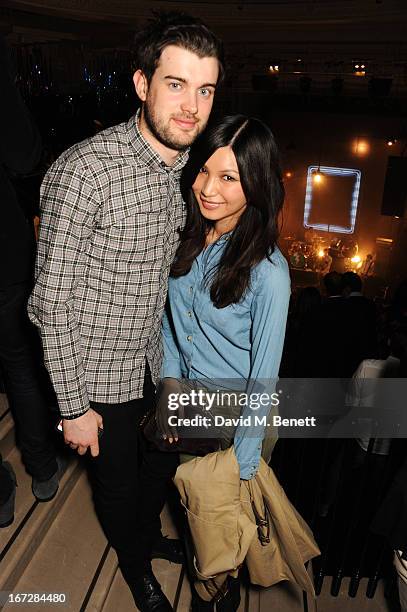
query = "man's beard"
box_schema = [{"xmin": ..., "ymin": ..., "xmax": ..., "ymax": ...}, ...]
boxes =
[{"xmin": 143, "ymin": 98, "xmax": 202, "ymax": 151}]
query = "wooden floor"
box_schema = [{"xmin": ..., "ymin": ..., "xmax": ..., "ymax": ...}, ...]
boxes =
[{"xmin": 0, "ymin": 395, "xmax": 396, "ymax": 612}]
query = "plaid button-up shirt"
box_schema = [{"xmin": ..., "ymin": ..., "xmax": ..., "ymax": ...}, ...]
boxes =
[{"xmin": 28, "ymin": 112, "xmax": 188, "ymax": 418}]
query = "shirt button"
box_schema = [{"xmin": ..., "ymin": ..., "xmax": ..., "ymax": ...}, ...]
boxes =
[
  {"xmin": 187, "ymin": 311, "xmax": 192, "ymax": 318},
  {"xmin": 160, "ymin": 161, "xmax": 166, "ymax": 168},
  {"xmin": 187, "ymin": 335, "xmax": 192, "ymax": 342},
  {"xmin": 189, "ymin": 286, "xmax": 193, "ymax": 294}
]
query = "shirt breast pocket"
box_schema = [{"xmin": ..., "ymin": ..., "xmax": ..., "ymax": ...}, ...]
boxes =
[
  {"xmin": 99, "ymin": 213, "xmax": 167, "ymax": 266},
  {"xmin": 195, "ymin": 293, "xmax": 252, "ymax": 336}
]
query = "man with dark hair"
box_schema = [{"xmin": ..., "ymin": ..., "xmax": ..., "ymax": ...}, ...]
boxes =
[
  {"xmin": 28, "ymin": 11, "xmax": 223, "ymax": 611},
  {"xmin": 134, "ymin": 11, "xmax": 224, "ymax": 86},
  {"xmin": 342, "ymin": 270, "xmax": 362, "ymax": 295},
  {"xmin": 323, "ymin": 270, "xmax": 343, "ymax": 298},
  {"xmin": 342, "ymin": 271, "xmax": 377, "ymax": 374},
  {"xmin": 316, "ymin": 271, "xmax": 349, "ymax": 376}
]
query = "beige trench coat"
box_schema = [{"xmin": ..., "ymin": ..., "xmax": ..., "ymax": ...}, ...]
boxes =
[{"xmin": 173, "ymin": 446, "xmax": 320, "ymax": 601}]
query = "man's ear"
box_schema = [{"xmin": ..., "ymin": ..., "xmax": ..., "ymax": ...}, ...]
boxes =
[{"xmin": 133, "ymin": 69, "xmax": 148, "ymax": 102}]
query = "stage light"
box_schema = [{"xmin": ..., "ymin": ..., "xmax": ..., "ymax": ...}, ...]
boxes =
[
  {"xmin": 353, "ymin": 139, "xmax": 369, "ymax": 155},
  {"xmin": 318, "ymin": 249, "xmax": 325, "ymax": 258},
  {"xmin": 387, "ymin": 139, "xmax": 397, "ymax": 146},
  {"xmin": 285, "ymin": 171, "xmax": 293, "ymax": 178},
  {"xmin": 353, "ymin": 61, "xmax": 366, "ymax": 76},
  {"xmin": 313, "ymin": 172, "xmax": 323, "ymax": 183},
  {"xmin": 269, "ymin": 64, "xmax": 279, "ymax": 73},
  {"xmin": 351, "ymin": 255, "xmax": 361, "ymax": 263}
]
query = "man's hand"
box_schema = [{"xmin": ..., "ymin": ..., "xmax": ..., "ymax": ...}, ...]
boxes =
[{"xmin": 63, "ymin": 409, "xmax": 103, "ymax": 457}]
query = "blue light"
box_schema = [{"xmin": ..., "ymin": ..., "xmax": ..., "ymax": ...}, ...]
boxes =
[{"xmin": 303, "ymin": 165, "xmax": 361, "ymax": 234}]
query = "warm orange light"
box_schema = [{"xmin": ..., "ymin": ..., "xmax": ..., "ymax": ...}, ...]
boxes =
[
  {"xmin": 314, "ymin": 172, "xmax": 322, "ymax": 183},
  {"xmin": 353, "ymin": 139, "xmax": 369, "ymax": 155},
  {"xmin": 285, "ymin": 171, "xmax": 293, "ymax": 178},
  {"xmin": 354, "ymin": 62, "xmax": 366, "ymax": 75},
  {"xmin": 318, "ymin": 249, "xmax": 325, "ymax": 258},
  {"xmin": 387, "ymin": 140, "xmax": 394, "ymax": 146},
  {"xmin": 351, "ymin": 255, "xmax": 361, "ymax": 264}
]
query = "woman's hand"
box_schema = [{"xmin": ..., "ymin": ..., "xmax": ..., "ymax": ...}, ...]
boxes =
[{"xmin": 155, "ymin": 378, "xmax": 183, "ymax": 443}]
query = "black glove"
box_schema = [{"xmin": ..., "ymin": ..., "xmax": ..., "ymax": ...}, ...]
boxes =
[{"xmin": 155, "ymin": 378, "xmax": 183, "ymax": 443}]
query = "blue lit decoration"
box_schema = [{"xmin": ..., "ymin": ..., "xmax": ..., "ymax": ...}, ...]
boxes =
[{"xmin": 303, "ymin": 165, "xmax": 361, "ymax": 234}]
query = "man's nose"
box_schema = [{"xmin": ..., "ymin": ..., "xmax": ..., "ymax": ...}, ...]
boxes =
[{"xmin": 181, "ymin": 90, "xmax": 198, "ymax": 115}]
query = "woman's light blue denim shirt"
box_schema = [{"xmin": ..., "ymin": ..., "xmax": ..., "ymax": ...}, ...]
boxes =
[{"xmin": 161, "ymin": 235, "xmax": 290, "ymax": 478}]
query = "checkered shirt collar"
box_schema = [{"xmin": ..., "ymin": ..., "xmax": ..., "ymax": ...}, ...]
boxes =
[{"xmin": 127, "ymin": 109, "xmax": 189, "ymax": 173}]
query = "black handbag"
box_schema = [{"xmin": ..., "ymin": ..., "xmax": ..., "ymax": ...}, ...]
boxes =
[{"xmin": 140, "ymin": 408, "xmax": 220, "ymax": 455}]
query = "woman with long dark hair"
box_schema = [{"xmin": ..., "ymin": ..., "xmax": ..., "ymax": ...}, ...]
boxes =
[{"xmin": 157, "ymin": 115, "xmax": 291, "ymax": 610}]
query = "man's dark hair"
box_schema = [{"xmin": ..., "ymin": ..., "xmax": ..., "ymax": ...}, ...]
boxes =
[
  {"xmin": 323, "ymin": 271, "xmax": 343, "ymax": 296},
  {"xmin": 342, "ymin": 271, "xmax": 362, "ymax": 293},
  {"xmin": 171, "ymin": 114, "xmax": 284, "ymax": 308},
  {"xmin": 134, "ymin": 11, "xmax": 225, "ymax": 84}
]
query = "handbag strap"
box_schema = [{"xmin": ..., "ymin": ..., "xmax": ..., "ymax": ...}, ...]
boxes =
[{"xmin": 248, "ymin": 481, "xmax": 271, "ymax": 545}]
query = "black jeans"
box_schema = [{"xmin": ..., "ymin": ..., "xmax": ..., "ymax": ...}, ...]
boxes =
[
  {"xmin": 0, "ymin": 454, "xmax": 14, "ymax": 503},
  {"xmin": 89, "ymin": 378, "xmax": 179, "ymax": 583},
  {"xmin": 0, "ymin": 281, "xmax": 57, "ymax": 480}
]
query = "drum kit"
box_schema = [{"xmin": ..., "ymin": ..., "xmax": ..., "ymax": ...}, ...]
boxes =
[
  {"xmin": 288, "ymin": 241, "xmax": 313, "ymax": 270},
  {"xmin": 283, "ymin": 235, "xmax": 359, "ymax": 273}
]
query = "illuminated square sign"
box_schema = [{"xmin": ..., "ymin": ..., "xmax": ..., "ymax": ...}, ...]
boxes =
[{"xmin": 303, "ymin": 165, "xmax": 361, "ymax": 234}]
